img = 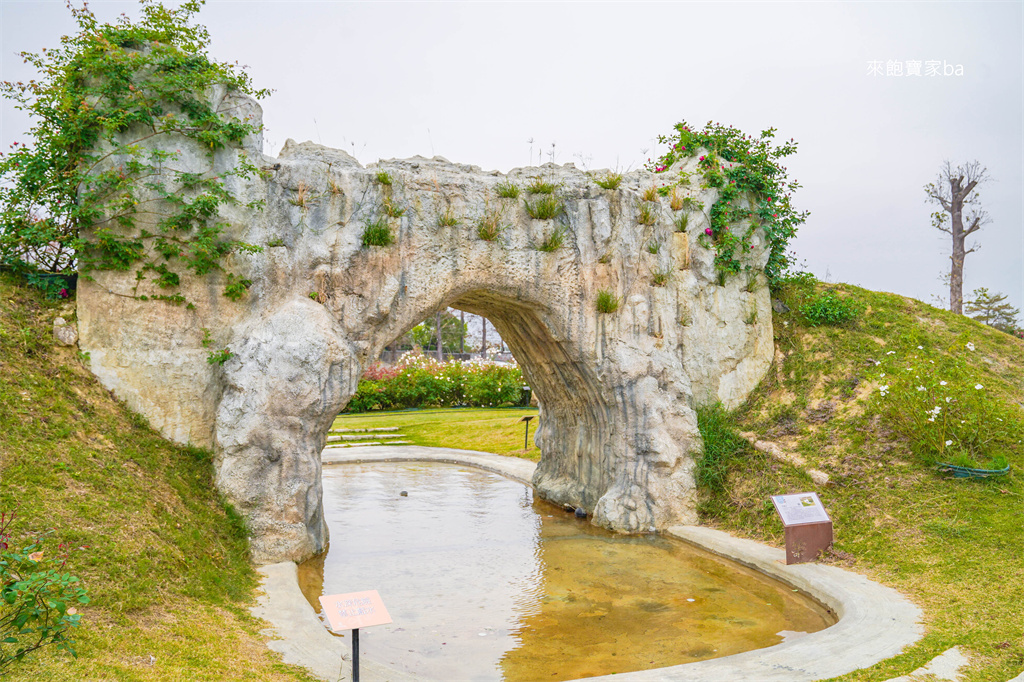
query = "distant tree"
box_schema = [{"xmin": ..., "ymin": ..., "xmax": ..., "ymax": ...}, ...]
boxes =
[
  {"xmin": 407, "ymin": 311, "xmax": 467, "ymax": 354},
  {"xmin": 924, "ymin": 161, "xmax": 991, "ymax": 315},
  {"xmin": 965, "ymin": 287, "xmax": 1021, "ymax": 335}
]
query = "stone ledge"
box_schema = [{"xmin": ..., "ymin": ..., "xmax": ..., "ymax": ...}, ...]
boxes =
[{"xmin": 254, "ymin": 445, "xmax": 923, "ymax": 681}]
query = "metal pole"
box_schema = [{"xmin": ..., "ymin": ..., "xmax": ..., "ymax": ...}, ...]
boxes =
[
  {"xmin": 352, "ymin": 628, "xmax": 360, "ymax": 682},
  {"xmin": 435, "ymin": 311, "xmax": 443, "ymax": 361},
  {"xmin": 524, "ymin": 420, "xmax": 530, "ymax": 450},
  {"xmin": 460, "ymin": 310, "xmax": 465, "ymax": 354}
]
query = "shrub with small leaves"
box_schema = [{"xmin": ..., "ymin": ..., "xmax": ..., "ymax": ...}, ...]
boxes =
[
  {"xmin": 799, "ymin": 291, "xmax": 865, "ymax": 326},
  {"xmin": 375, "ymin": 170, "xmax": 393, "ymax": 186},
  {"xmin": 0, "ymin": 512, "xmax": 90, "ymax": 672},
  {"xmin": 206, "ymin": 348, "xmax": 233, "ymax": 365}
]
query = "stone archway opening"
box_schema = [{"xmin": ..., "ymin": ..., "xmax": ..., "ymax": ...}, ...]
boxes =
[{"xmin": 79, "ymin": 104, "xmax": 774, "ymax": 565}]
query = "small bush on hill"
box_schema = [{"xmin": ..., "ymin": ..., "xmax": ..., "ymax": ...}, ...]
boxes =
[{"xmin": 800, "ymin": 290, "xmax": 864, "ymax": 326}]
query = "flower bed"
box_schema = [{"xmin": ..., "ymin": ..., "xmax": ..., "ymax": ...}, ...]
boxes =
[{"xmin": 345, "ymin": 352, "xmax": 526, "ymax": 412}]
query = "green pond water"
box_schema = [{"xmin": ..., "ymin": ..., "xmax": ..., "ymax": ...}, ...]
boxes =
[{"xmin": 298, "ymin": 462, "xmax": 834, "ymax": 681}]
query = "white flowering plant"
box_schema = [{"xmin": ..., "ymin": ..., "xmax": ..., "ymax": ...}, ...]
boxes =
[{"xmin": 869, "ymin": 335, "xmax": 1020, "ymax": 470}]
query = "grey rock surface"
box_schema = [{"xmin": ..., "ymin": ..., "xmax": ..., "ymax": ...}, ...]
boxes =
[
  {"xmin": 53, "ymin": 317, "xmax": 78, "ymax": 346},
  {"xmin": 79, "ymin": 94, "xmax": 775, "ymax": 563}
]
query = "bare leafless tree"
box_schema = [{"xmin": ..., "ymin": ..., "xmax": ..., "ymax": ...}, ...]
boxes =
[{"xmin": 924, "ymin": 160, "xmax": 991, "ymax": 314}]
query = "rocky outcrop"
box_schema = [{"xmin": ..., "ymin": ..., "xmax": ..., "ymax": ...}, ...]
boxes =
[{"xmin": 78, "ymin": 95, "xmax": 774, "ymax": 564}]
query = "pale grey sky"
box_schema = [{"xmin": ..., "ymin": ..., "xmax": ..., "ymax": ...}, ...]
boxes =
[{"xmin": 3, "ymin": 1, "xmax": 1022, "ymax": 313}]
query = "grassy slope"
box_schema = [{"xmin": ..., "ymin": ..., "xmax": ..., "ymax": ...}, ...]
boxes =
[
  {"xmin": 704, "ymin": 279, "xmax": 1023, "ymax": 682},
  {"xmin": 0, "ymin": 272, "xmax": 314, "ymax": 681}
]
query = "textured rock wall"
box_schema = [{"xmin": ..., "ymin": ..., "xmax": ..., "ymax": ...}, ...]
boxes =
[{"xmin": 79, "ymin": 95, "xmax": 773, "ymax": 564}]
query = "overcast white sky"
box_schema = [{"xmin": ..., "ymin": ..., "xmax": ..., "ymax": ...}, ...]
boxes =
[{"xmin": 2, "ymin": 1, "xmax": 1022, "ymax": 313}]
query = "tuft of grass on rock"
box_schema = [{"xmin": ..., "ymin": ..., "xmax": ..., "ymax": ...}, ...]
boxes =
[
  {"xmin": 596, "ymin": 289, "xmax": 619, "ymax": 314},
  {"xmin": 362, "ymin": 217, "xmax": 395, "ymax": 247},
  {"xmin": 495, "ymin": 181, "xmax": 520, "ymax": 199},
  {"xmin": 524, "ymin": 195, "xmax": 563, "ymax": 220},
  {"xmin": 593, "ymin": 173, "xmax": 622, "ymax": 190}
]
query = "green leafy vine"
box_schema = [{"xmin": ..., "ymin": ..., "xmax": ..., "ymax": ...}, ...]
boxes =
[
  {"xmin": 0, "ymin": 0, "xmax": 268, "ymax": 305},
  {"xmin": 648, "ymin": 121, "xmax": 808, "ymax": 286}
]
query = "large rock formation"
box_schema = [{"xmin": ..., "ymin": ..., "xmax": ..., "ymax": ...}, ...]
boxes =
[{"xmin": 78, "ymin": 95, "xmax": 773, "ymax": 564}]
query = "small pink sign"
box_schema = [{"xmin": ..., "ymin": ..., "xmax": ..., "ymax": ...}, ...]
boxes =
[{"xmin": 318, "ymin": 590, "xmax": 392, "ymax": 631}]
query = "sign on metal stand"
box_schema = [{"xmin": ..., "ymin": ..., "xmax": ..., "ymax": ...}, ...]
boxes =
[
  {"xmin": 520, "ymin": 415, "xmax": 535, "ymax": 450},
  {"xmin": 318, "ymin": 590, "xmax": 392, "ymax": 682},
  {"xmin": 770, "ymin": 492, "xmax": 833, "ymax": 565}
]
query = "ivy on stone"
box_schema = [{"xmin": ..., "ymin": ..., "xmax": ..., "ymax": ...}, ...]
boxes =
[{"xmin": 0, "ymin": 0, "xmax": 267, "ymax": 304}]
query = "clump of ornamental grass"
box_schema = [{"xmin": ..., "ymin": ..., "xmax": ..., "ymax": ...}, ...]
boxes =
[
  {"xmin": 524, "ymin": 195, "xmax": 562, "ymax": 220},
  {"xmin": 362, "ymin": 217, "xmax": 394, "ymax": 247},
  {"xmin": 526, "ymin": 178, "xmax": 557, "ymax": 194},
  {"xmin": 593, "ymin": 173, "xmax": 622, "ymax": 190},
  {"xmin": 495, "ymin": 181, "xmax": 520, "ymax": 199},
  {"xmin": 596, "ymin": 289, "xmax": 618, "ymax": 313},
  {"xmin": 537, "ymin": 227, "xmax": 566, "ymax": 252}
]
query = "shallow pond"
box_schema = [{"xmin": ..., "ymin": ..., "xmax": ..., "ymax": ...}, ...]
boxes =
[{"xmin": 298, "ymin": 462, "xmax": 834, "ymax": 681}]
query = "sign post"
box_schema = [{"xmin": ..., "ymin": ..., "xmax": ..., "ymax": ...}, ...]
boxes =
[
  {"xmin": 520, "ymin": 415, "xmax": 535, "ymax": 450},
  {"xmin": 318, "ymin": 590, "xmax": 392, "ymax": 682},
  {"xmin": 770, "ymin": 492, "xmax": 833, "ymax": 565}
]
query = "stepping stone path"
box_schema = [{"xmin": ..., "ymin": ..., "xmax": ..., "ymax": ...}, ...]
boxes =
[{"xmin": 322, "ymin": 426, "xmax": 412, "ymax": 449}]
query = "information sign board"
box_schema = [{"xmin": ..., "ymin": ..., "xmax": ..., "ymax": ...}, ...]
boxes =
[
  {"xmin": 770, "ymin": 492, "xmax": 833, "ymax": 564},
  {"xmin": 771, "ymin": 492, "xmax": 831, "ymax": 526},
  {"xmin": 318, "ymin": 590, "xmax": 392, "ymax": 632}
]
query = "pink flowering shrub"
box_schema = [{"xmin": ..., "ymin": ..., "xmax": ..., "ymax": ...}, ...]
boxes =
[{"xmin": 345, "ymin": 352, "xmax": 525, "ymax": 412}]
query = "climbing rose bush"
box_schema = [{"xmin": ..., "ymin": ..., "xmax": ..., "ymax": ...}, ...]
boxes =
[{"xmin": 345, "ymin": 352, "xmax": 525, "ymax": 412}]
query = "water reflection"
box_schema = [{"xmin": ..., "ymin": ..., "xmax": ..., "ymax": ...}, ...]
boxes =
[{"xmin": 299, "ymin": 463, "xmax": 833, "ymax": 681}]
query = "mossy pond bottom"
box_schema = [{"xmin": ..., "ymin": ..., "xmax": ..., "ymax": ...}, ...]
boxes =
[{"xmin": 298, "ymin": 463, "xmax": 834, "ymax": 681}]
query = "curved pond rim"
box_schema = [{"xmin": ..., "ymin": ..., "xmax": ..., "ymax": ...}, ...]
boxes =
[{"xmin": 250, "ymin": 445, "xmax": 923, "ymax": 682}]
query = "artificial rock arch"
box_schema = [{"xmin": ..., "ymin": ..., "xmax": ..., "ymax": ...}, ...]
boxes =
[{"xmin": 78, "ymin": 95, "xmax": 774, "ymax": 564}]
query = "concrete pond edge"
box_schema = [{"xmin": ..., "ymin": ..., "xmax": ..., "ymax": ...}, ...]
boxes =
[{"xmin": 251, "ymin": 445, "xmax": 924, "ymax": 682}]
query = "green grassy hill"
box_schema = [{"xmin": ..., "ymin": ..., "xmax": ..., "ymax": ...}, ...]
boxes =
[
  {"xmin": 701, "ymin": 276, "xmax": 1024, "ymax": 682},
  {"xmin": 0, "ymin": 271, "xmax": 313, "ymax": 680}
]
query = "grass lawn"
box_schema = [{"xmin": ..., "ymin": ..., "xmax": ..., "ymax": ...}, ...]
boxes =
[{"xmin": 332, "ymin": 406, "xmax": 541, "ymax": 460}]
